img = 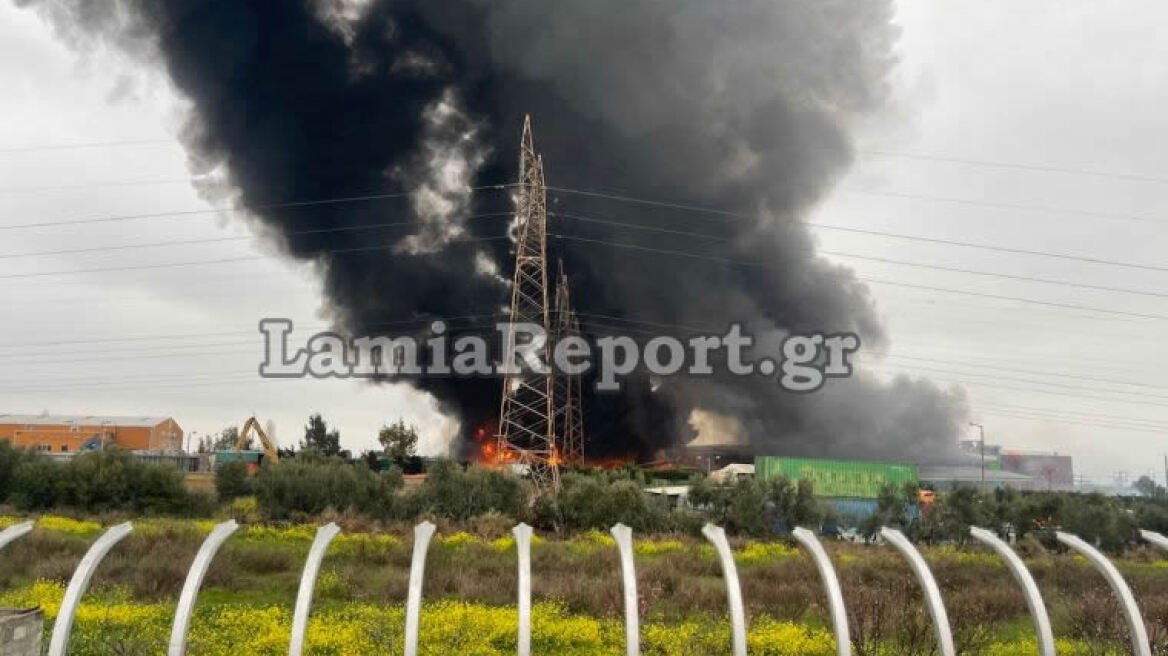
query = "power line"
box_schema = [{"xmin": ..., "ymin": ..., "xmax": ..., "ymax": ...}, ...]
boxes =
[
  {"xmin": 869, "ymin": 363, "xmax": 1168, "ymax": 409},
  {"xmin": 548, "ymin": 233, "xmax": 1168, "ymax": 321},
  {"xmin": 879, "ymin": 361, "xmax": 1168, "ymax": 401},
  {"xmin": 0, "ymin": 234, "xmax": 513, "ymax": 280},
  {"xmin": 543, "ymin": 185, "xmax": 1168, "ymax": 272},
  {"xmin": 819, "ymin": 250, "xmax": 1168, "ymax": 299},
  {"xmin": 839, "ymin": 186, "xmax": 1167, "ymax": 226},
  {"xmin": 0, "ymin": 177, "xmax": 191, "ymax": 195},
  {"xmin": 0, "ymin": 184, "xmax": 513, "ymax": 231},
  {"xmin": 807, "ymin": 222, "xmax": 1168, "ymax": 273},
  {"xmin": 974, "ymin": 402, "xmax": 1168, "ymax": 429},
  {"xmin": 975, "ymin": 410, "xmax": 1168, "ymax": 435},
  {"xmin": 884, "ymin": 355, "xmax": 1168, "ymax": 391},
  {"xmin": 862, "ymin": 149, "xmax": 1168, "ymax": 185},
  {"xmin": 0, "ymin": 313, "xmax": 507, "ymax": 350},
  {"xmin": 18, "ymin": 207, "xmax": 1163, "ymax": 301},
  {"xmin": 0, "ymin": 138, "xmax": 173, "ymax": 154},
  {"xmin": 0, "ymin": 211, "xmax": 514, "ymax": 259}
]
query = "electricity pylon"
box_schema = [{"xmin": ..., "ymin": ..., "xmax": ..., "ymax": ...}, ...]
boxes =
[
  {"xmin": 554, "ymin": 260, "xmax": 585, "ymax": 464},
  {"xmin": 497, "ymin": 115, "xmax": 559, "ymax": 491}
]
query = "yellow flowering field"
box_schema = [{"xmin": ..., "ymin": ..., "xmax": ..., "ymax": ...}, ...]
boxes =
[{"xmin": 0, "ymin": 579, "xmax": 843, "ymax": 656}]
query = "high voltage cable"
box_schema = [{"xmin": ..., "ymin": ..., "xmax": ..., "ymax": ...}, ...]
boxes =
[
  {"xmin": 0, "ymin": 211, "xmax": 514, "ymax": 259},
  {"xmin": 6, "ymin": 205, "xmax": 1164, "ymax": 301},
  {"xmin": 884, "ymin": 355, "xmax": 1168, "ymax": 391},
  {"xmin": 551, "ymin": 210, "xmax": 1165, "ymax": 298},
  {"xmin": 0, "ymin": 177, "xmax": 190, "ymax": 195},
  {"xmin": 0, "ymin": 138, "xmax": 173, "ymax": 154},
  {"xmin": 542, "ymin": 185, "xmax": 1168, "ymax": 272},
  {"xmin": 839, "ymin": 187, "xmax": 1167, "ymax": 226},
  {"xmin": 817, "ymin": 250, "xmax": 1168, "ymax": 299},
  {"xmin": 875, "ymin": 361, "xmax": 1168, "ymax": 401},
  {"xmin": 6, "ymin": 181, "xmax": 1162, "ymax": 273},
  {"xmin": 4, "ymin": 135, "xmax": 1164, "ymax": 184},
  {"xmin": 548, "ymin": 233, "xmax": 1168, "ymax": 321},
  {"xmin": 0, "ymin": 184, "xmax": 514, "ymax": 231},
  {"xmin": 0, "ymin": 313, "xmax": 507, "ymax": 350},
  {"xmin": 974, "ymin": 410, "xmax": 1167, "ymax": 435},
  {"xmin": 973, "ymin": 402, "xmax": 1168, "ymax": 428},
  {"xmin": 861, "ymin": 149, "xmax": 1168, "ymax": 185},
  {"xmin": 868, "ymin": 364, "xmax": 1168, "ymax": 409},
  {"xmin": 0, "ymin": 235, "xmax": 513, "ymax": 280}
]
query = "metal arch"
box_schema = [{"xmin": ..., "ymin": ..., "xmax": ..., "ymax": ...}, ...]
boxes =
[
  {"xmin": 404, "ymin": 521, "xmax": 437, "ymax": 656},
  {"xmin": 792, "ymin": 527, "xmax": 850, "ymax": 656},
  {"xmin": 0, "ymin": 520, "xmax": 34, "ymax": 551},
  {"xmin": 1141, "ymin": 529, "xmax": 1168, "ymax": 551},
  {"xmin": 288, "ymin": 522, "xmax": 341, "ymax": 656},
  {"xmin": 47, "ymin": 521, "xmax": 134, "ymax": 656},
  {"xmin": 168, "ymin": 520, "xmax": 240, "ymax": 656},
  {"xmin": 969, "ymin": 527, "xmax": 1055, "ymax": 656},
  {"xmin": 610, "ymin": 523, "xmax": 640, "ymax": 656},
  {"xmin": 701, "ymin": 524, "xmax": 746, "ymax": 656},
  {"xmin": 879, "ymin": 527, "xmax": 955, "ymax": 656},
  {"xmin": 514, "ymin": 523, "xmax": 534, "ymax": 656},
  {"xmin": 1057, "ymin": 531, "xmax": 1151, "ymax": 656}
]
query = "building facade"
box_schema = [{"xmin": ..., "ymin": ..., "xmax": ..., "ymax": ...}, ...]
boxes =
[{"xmin": 0, "ymin": 414, "xmax": 183, "ymax": 454}]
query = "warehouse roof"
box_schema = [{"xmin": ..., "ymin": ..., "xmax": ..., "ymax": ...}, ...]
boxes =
[{"xmin": 0, "ymin": 414, "xmax": 173, "ymax": 428}]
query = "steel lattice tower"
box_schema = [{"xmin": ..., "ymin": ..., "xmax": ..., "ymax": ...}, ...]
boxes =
[
  {"xmin": 553, "ymin": 260, "xmax": 585, "ymax": 464},
  {"xmin": 497, "ymin": 115, "xmax": 559, "ymax": 490}
]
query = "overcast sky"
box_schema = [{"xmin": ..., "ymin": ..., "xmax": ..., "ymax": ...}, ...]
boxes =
[{"xmin": 1, "ymin": 1, "xmax": 1166, "ymax": 483}]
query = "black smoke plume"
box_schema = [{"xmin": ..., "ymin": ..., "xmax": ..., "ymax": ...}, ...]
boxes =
[{"xmin": 24, "ymin": 0, "xmax": 968, "ymax": 462}]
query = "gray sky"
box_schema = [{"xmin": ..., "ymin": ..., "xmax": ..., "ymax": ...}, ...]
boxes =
[{"xmin": 1, "ymin": 1, "xmax": 1165, "ymax": 482}]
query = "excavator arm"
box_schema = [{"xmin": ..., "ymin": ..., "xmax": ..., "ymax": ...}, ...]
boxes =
[{"xmin": 237, "ymin": 416, "xmax": 280, "ymax": 464}]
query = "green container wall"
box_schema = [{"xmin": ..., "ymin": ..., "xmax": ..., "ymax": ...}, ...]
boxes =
[{"xmin": 754, "ymin": 456, "xmax": 918, "ymax": 499}]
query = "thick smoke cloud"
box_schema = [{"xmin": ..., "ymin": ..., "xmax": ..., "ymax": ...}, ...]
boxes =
[{"xmin": 25, "ymin": 0, "xmax": 967, "ymax": 462}]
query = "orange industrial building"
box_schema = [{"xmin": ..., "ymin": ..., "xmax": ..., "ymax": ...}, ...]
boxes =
[{"xmin": 0, "ymin": 414, "xmax": 183, "ymax": 454}]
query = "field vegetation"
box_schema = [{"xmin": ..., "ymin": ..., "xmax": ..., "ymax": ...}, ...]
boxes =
[{"xmin": 1, "ymin": 437, "xmax": 1167, "ymax": 654}]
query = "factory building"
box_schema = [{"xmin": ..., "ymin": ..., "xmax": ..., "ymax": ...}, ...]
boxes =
[{"xmin": 0, "ymin": 414, "xmax": 183, "ymax": 454}]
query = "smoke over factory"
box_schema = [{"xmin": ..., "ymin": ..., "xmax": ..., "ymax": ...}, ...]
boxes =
[{"xmin": 29, "ymin": 0, "xmax": 968, "ymax": 463}]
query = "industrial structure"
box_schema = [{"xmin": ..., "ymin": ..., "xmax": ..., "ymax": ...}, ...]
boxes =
[
  {"xmin": 496, "ymin": 116, "xmax": 586, "ymax": 489},
  {"xmin": 0, "ymin": 413, "xmax": 183, "ymax": 454}
]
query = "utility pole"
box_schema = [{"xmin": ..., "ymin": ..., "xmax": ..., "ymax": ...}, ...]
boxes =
[
  {"xmin": 497, "ymin": 116, "xmax": 559, "ymax": 492},
  {"xmin": 969, "ymin": 422, "xmax": 985, "ymax": 492},
  {"xmin": 553, "ymin": 260, "xmax": 585, "ymax": 465}
]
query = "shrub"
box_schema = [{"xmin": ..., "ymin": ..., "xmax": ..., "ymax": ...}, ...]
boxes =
[
  {"xmin": 254, "ymin": 456, "xmax": 401, "ymax": 521},
  {"xmin": 551, "ymin": 474, "xmax": 671, "ymax": 532},
  {"xmin": 10, "ymin": 450, "xmax": 194, "ymax": 514},
  {"xmin": 402, "ymin": 461, "xmax": 523, "ymax": 521},
  {"xmin": 214, "ymin": 461, "xmax": 253, "ymax": 502}
]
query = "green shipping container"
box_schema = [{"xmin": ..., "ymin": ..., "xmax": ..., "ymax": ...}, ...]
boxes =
[{"xmin": 754, "ymin": 456, "xmax": 918, "ymax": 499}]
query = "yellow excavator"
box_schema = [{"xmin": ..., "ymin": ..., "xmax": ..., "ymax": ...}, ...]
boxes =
[{"xmin": 237, "ymin": 416, "xmax": 280, "ymax": 465}]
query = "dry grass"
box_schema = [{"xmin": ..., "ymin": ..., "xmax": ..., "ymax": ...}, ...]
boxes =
[{"xmin": 0, "ymin": 522, "xmax": 1165, "ymax": 654}]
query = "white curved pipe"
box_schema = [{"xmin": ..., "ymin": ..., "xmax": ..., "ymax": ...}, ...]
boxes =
[
  {"xmin": 1057, "ymin": 531, "xmax": 1151, "ymax": 656},
  {"xmin": 880, "ymin": 527, "xmax": 955, "ymax": 656},
  {"xmin": 0, "ymin": 520, "xmax": 34, "ymax": 551},
  {"xmin": 792, "ymin": 527, "xmax": 849, "ymax": 656},
  {"xmin": 168, "ymin": 520, "xmax": 239, "ymax": 656},
  {"xmin": 969, "ymin": 527, "xmax": 1054, "ymax": 656},
  {"xmin": 1141, "ymin": 529, "xmax": 1168, "ymax": 551},
  {"xmin": 288, "ymin": 522, "xmax": 341, "ymax": 656},
  {"xmin": 404, "ymin": 521, "xmax": 436, "ymax": 656},
  {"xmin": 610, "ymin": 523, "xmax": 640, "ymax": 656},
  {"xmin": 47, "ymin": 521, "xmax": 133, "ymax": 656},
  {"xmin": 513, "ymin": 523, "xmax": 533, "ymax": 656},
  {"xmin": 701, "ymin": 524, "xmax": 746, "ymax": 656}
]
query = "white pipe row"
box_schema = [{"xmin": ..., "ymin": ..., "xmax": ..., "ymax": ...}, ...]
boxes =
[{"xmin": 2, "ymin": 519, "xmax": 1165, "ymax": 655}]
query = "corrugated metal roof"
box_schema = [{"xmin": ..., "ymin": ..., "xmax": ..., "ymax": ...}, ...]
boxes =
[{"xmin": 0, "ymin": 414, "xmax": 172, "ymax": 428}]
